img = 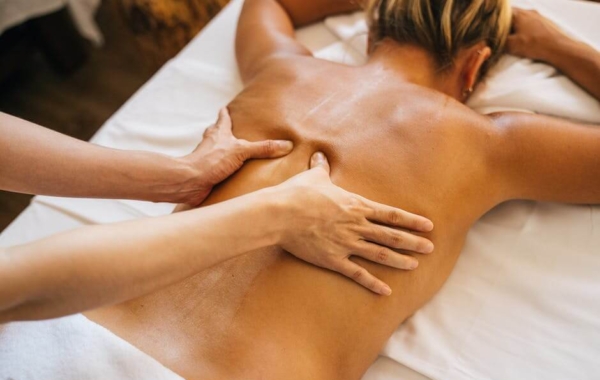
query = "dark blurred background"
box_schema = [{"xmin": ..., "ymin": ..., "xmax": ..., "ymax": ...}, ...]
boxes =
[{"xmin": 0, "ymin": 0, "xmax": 230, "ymax": 231}]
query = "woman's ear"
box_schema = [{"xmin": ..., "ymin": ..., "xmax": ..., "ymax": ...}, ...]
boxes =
[{"xmin": 462, "ymin": 44, "xmax": 492, "ymax": 95}]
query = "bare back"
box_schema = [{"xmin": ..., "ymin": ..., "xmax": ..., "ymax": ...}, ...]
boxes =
[{"xmin": 86, "ymin": 57, "xmax": 504, "ymax": 380}]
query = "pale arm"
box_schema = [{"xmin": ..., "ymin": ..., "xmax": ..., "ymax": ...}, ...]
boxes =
[
  {"xmin": 276, "ymin": 0, "xmax": 361, "ymax": 27},
  {"xmin": 0, "ymin": 111, "xmax": 292, "ymax": 205},
  {"xmin": 0, "ymin": 189, "xmax": 282, "ymax": 323}
]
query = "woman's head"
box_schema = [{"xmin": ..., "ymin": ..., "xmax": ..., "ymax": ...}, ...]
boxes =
[{"xmin": 366, "ymin": 0, "xmax": 511, "ymax": 81}]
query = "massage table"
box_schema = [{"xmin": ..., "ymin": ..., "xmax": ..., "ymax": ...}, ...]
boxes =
[{"xmin": 1, "ymin": 0, "xmax": 599, "ymax": 379}]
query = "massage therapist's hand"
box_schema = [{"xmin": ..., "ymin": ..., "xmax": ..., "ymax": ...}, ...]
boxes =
[
  {"xmin": 506, "ymin": 8, "xmax": 568, "ymax": 62},
  {"xmin": 179, "ymin": 108, "xmax": 293, "ymax": 206},
  {"xmin": 275, "ymin": 152, "xmax": 435, "ymax": 296},
  {"xmin": 0, "ymin": 110, "xmax": 292, "ymax": 205}
]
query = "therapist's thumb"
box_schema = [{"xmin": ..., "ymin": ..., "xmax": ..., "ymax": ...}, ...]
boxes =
[
  {"xmin": 309, "ymin": 152, "xmax": 331, "ymax": 175},
  {"xmin": 240, "ymin": 139, "xmax": 294, "ymax": 160}
]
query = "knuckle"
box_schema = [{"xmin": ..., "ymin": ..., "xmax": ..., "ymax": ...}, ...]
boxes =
[
  {"xmin": 234, "ymin": 142, "xmax": 250, "ymax": 159},
  {"xmin": 352, "ymin": 268, "xmax": 366, "ymax": 281},
  {"xmin": 376, "ymin": 248, "xmax": 389, "ymax": 263},
  {"xmin": 389, "ymin": 234, "xmax": 403, "ymax": 247},
  {"xmin": 346, "ymin": 196, "xmax": 363, "ymax": 210},
  {"xmin": 328, "ymin": 258, "xmax": 342, "ymax": 270},
  {"xmin": 263, "ymin": 140, "xmax": 276, "ymax": 155},
  {"xmin": 203, "ymin": 127, "xmax": 215, "ymax": 138},
  {"xmin": 233, "ymin": 139, "xmax": 245, "ymax": 151},
  {"xmin": 388, "ymin": 210, "xmax": 401, "ymax": 224}
]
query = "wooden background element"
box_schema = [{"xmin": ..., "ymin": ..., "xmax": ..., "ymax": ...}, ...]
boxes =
[{"xmin": 119, "ymin": 0, "xmax": 231, "ymax": 68}]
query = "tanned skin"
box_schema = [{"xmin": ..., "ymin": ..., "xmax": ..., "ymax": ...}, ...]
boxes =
[{"xmin": 87, "ymin": 1, "xmax": 600, "ymax": 379}]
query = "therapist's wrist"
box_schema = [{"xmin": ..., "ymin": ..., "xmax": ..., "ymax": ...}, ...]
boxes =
[
  {"xmin": 131, "ymin": 152, "xmax": 209, "ymax": 205},
  {"xmin": 161, "ymin": 156, "xmax": 212, "ymax": 205},
  {"xmin": 252, "ymin": 186, "xmax": 298, "ymax": 247}
]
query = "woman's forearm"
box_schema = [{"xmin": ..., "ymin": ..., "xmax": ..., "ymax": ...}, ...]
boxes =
[
  {"xmin": 0, "ymin": 112, "xmax": 197, "ymax": 203},
  {"xmin": 0, "ymin": 189, "xmax": 282, "ymax": 323},
  {"xmin": 544, "ymin": 38, "xmax": 600, "ymax": 101},
  {"xmin": 507, "ymin": 9, "xmax": 600, "ymax": 102},
  {"xmin": 276, "ymin": 0, "xmax": 361, "ymax": 27}
]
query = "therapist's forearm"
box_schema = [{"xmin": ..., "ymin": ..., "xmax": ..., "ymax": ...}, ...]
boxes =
[
  {"xmin": 0, "ymin": 112, "xmax": 197, "ymax": 203},
  {"xmin": 0, "ymin": 189, "xmax": 282, "ymax": 323}
]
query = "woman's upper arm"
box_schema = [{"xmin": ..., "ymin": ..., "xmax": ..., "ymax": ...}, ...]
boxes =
[
  {"xmin": 492, "ymin": 112, "xmax": 600, "ymax": 204},
  {"xmin": 236, "ymin": 0, "xmax": 311, "ymax": 83}
]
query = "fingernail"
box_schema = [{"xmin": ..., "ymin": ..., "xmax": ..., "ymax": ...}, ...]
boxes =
[
  {"xmin": 410, "ymin": 260, "xmax": 419, "ymax": 270},
  {"xmin": 277, "ymin": 140, "xmax": 294, "ymax": 152},
  {"xmin": 381, "ymin": 285, "xmax": 392, "ymax": 296},
  {"xmin": 422, "ymin": 220, "xmax": 434, "ymax": 231},
  {"xmin": 311, "ymin": 152, "xmax": 325, "ymax": 166},
  {"xmin": 423, "ymin": 242, "xmax": 434, "ymax": 254}
]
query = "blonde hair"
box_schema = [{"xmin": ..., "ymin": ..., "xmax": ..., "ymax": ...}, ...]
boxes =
[{"xmin": 366, "ymin": 0, "xmax": 511, "ymax": 75}]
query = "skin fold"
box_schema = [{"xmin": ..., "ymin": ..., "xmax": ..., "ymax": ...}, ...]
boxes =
[{"xmin": 86, "ymin": 1, "xmax": 600, "ymax": 379}]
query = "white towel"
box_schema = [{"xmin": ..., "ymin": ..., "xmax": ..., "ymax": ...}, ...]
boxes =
[{"xmin": 0, "ymin": 315, "xmax": 182, "ymax": 380}]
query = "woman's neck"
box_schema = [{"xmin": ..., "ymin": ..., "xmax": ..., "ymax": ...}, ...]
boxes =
[{"xmin": 366, "ymin": 40, "xmax": 457, "ymax": 98}]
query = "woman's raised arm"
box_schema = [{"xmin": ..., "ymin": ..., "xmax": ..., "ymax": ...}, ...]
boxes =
[{"xmin": 235, "ymin": 0, "xmax": 361, "ymax": 82}]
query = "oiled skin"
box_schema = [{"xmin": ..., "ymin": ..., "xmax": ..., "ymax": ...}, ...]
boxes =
[{"xmin": 86, "ymin": 57, "xmax": 506, "ymax": 380}]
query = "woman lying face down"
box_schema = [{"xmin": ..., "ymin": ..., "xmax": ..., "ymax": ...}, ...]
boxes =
[{"xmin": 86, "ymin": 0, "xmax": 600, "ymax": 379}]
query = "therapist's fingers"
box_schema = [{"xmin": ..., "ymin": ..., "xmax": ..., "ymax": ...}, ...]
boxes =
[
  {"xmin": 336, "ymin": 260, "xmax": 392, "ymax": 296},
  {"xmin": 239, "ymin": 139, "xmax": 294, "ymax": 159},
  {"xmin": 353, "ymin": 241, "xmax": 419, "ymax": 270},
  {"xmin": 217, "ymin": 107, "xmax": 233, "ymax": 132},
  {"xmin": 361, "ymin": 225, "xmax": 434, "ymax": 254},
  {"xmin": 360, "ymin": 197, "xmax": 434, "ymax": 232},
  {"xmin": 203, "ymin": 108, "xmax": 230, "ymax": 139},
  {"xmin": 309, "ymin": 152, "xmax": 331, "ymax": 174}
]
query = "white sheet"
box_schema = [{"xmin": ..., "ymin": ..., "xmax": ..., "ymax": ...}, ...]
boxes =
[
  {"xmin": 0, "ymin": 313, "xmax": 179, "ymax": 380},
  {"xmin": 0, "ymin": 0, "xmax": 102, "ymax": 45},
  {"xmin": 1, "ymin": 0, "xmax": 599, "ymax": 379}
]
